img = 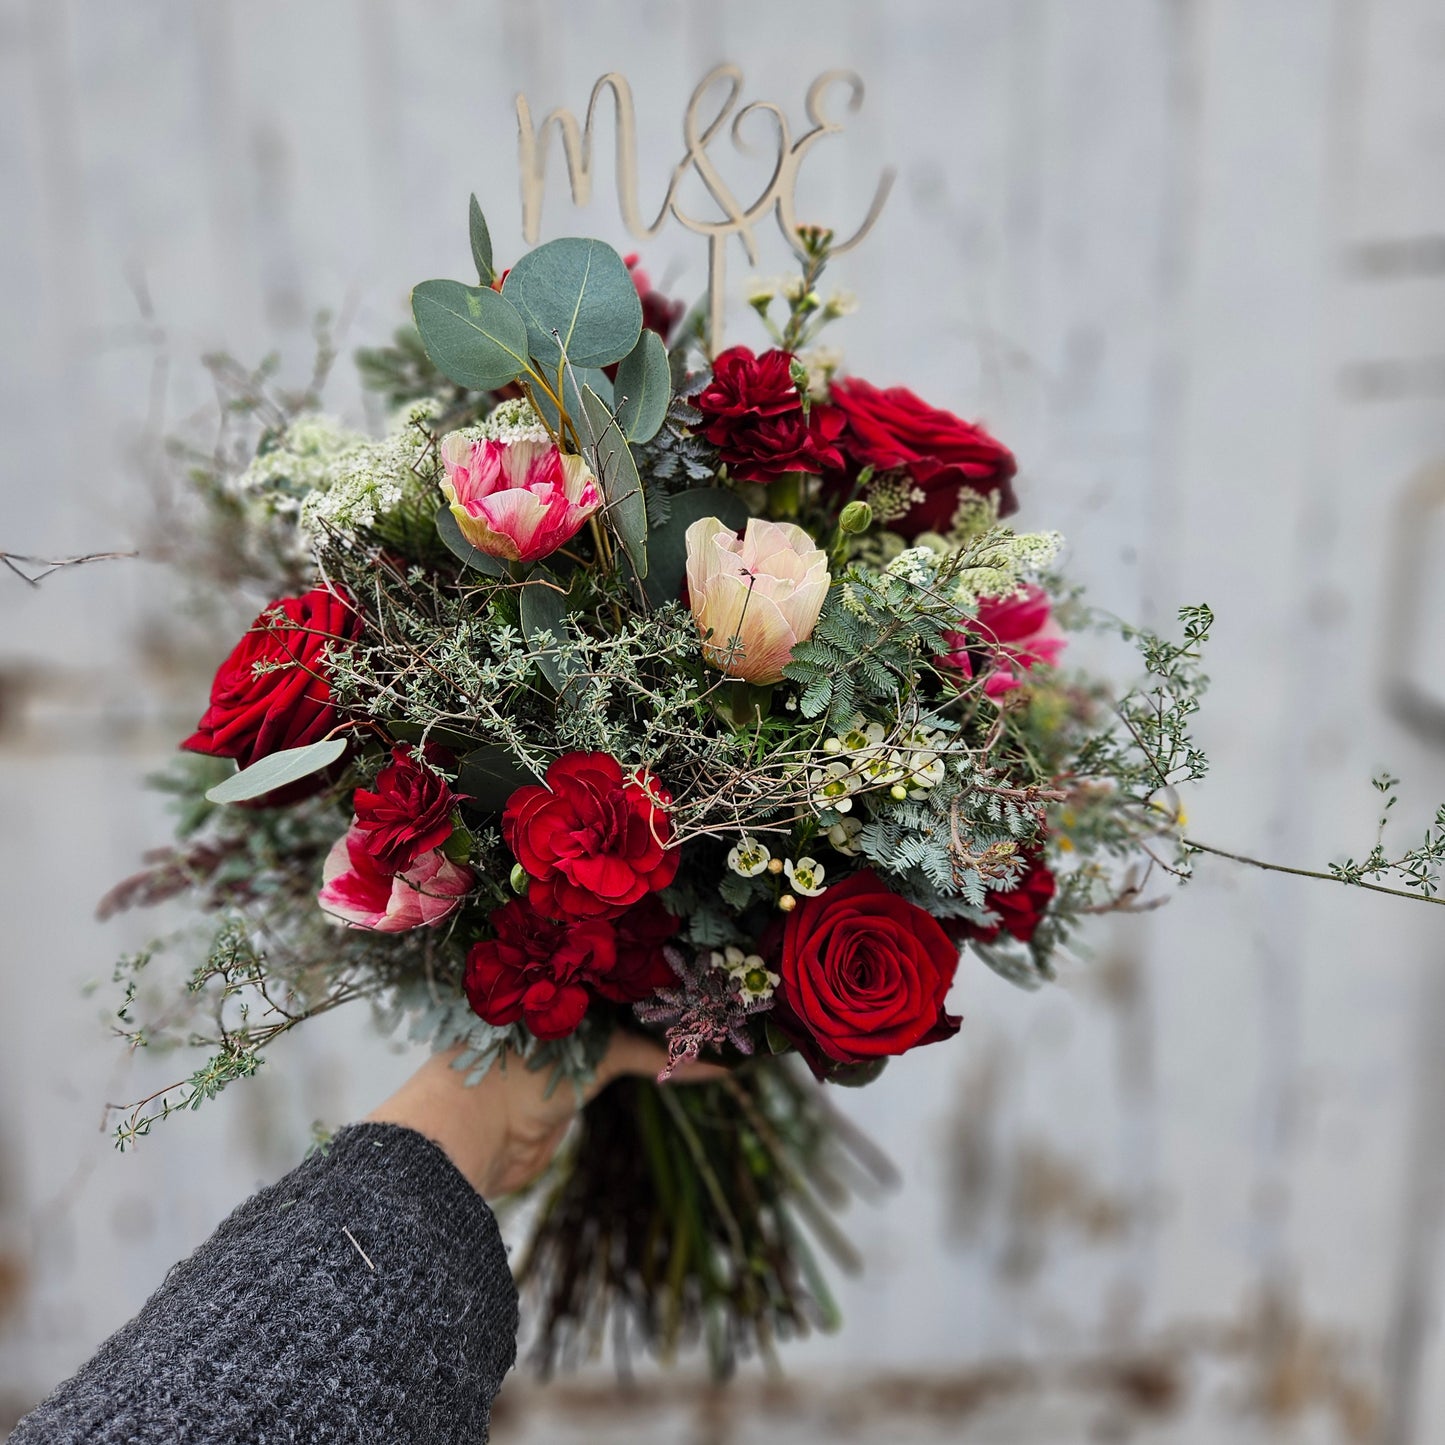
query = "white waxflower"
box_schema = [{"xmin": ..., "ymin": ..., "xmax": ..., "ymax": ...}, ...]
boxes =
[
  {"xmin": 727, "ymin": 835, "xmax": 771, "ymax": 878},
  {"xmin": 839, "ymin": 717, "xmax": 887, "ymax": 754},
  {"xmin": 824, "ymin": 289, "xmax": 858, "ymax": 317},
  {"xmin": 784, "ymin": 857, "xmax": 827, "ymax": 897},
  {"xmin": 709, "ymin": 947, "xmax": 780, "ymax": 1003},
  {"xmin": 808, "ymin": 761, "xmax": 860, "ymax": 815},
  {"xmin": 827, "ymin": 818, "xmax": 864, "ymax": 856},
  {"xmin": 745, "ymin": 275, "xmax": 784, "ymax": 305}
]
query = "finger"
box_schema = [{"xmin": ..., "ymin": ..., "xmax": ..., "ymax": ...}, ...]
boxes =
[
  {"xmin": 666, "ymin": 1059, "xmax": 730, "ymax": 1085},
  {"xmin": 592, "ymin": 1032, "xmax": 730, "ymax": 1095}
]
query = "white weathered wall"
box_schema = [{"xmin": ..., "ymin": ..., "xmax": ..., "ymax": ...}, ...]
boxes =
[{"xmin": 2, "ymin": 1, "xmax": 1445, "ymax": 1440}]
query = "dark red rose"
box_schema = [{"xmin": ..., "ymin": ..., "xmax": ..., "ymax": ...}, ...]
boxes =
[
  {"xmin": 464, "ymin": 897, "xmax": 617, "ymax": 1040},
  {"xmin": 625, "ymin": 253, "xmax": 685, "ymax": 344},
  {"xmin": 826, "ymin": 377, "xmax": 1017, "ymax": 537},
  {"xmin": 351, "ymin": 745, "xmax": 460, "ymax": 874},
  {"xmin": 182, "ymin": 586, "xmax": 361, "ymax": 800},
  {"xmin": 948, "ymin": 854, "xmax": 1056, "ymax": 945},
  {"xmin": 776, "ymin": 870, "xmax": 961, "ymax": 1070},
  {"xmin": 598, "ymin": 895, "xmax": 682, "ymax": 1003},
  {"xmin": 693, "ymin": 346, "xmax": 845, "ymax": 483},
  {"xmin": 502, "ymin": 752, "xmax": 680, "ymax": 921}
]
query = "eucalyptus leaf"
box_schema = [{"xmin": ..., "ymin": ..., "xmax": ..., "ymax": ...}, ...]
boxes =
[
  {"xmin": 501, "ymin": 237, "xmax": 642, "ymax": 369},
  {"xmin": 411, "ymin": 279, "xmax": 529, "ymax": 391},
  {"xmin": 204, "ymin": 737, "xmax": 349, "ymax": 805},
  {"xmin": 435, "ymin": 505, "xmax": 508, "ymax": 576},
  {"xmin": 579, "ymin": 385, "xmax": 649, "ymax": 579},
  {"xmin": 457, "ymin": 745, "xmax": 535, "ymax": 812},
  {"xmin": 615, "ymin": 329, "xmax": 671, "ymax": 443},
  {"xmin": 531, "ymin": 365, "xmax": 613, "ymax": 438},
  {"xmin": 640, "ymin": 487, "xmax": 751, "ymax": 605},
  {"xmin": 467, "ymin": 194, "xmax": 494, "ymax": 283}
]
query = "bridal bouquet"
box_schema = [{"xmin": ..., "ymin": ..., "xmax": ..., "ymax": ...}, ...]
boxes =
[{"xmin": 107, "ymin": 199, "xmax": 1221, "ymax": 1372}]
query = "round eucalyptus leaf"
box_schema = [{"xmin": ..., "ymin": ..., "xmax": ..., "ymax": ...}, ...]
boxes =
[
  {"xmin": 615, "ymin": 328, "xmax": 671, "ymax": 443},
  {"xmin": 411, "ymin": 279, "xmax": 529, "ymax": 391},
  {"xmin": 502, "ymin": 237, "xmax": 643, "ymax": 369}
]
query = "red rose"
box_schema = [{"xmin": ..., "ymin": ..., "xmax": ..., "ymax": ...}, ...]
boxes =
[
  {"xmin": 598, "ymin": 895, "xmax": 681, "ymax": 1003},
  {"xmin": 182, "ymin": 587, "xmax": 361, "ymax": 795},
  {"xmin": 949, "ymin": 854, "xmax": 1056, "ymax": 945},
  {"xmin": 502, "ymin": 752, "xmax": 679, "ymax": 921},
  {"xmin": 352, "ymin": 745, "xmax": 459, "ymax": 874},
  {"xmin": 827, "ymin": 378, "xmax": 1017, "ymax": 537},
  {"xmin": 693, "ymin": 346, "xmax": 845, "ymax": 483},
  {"xmin": 776, "ymin": 870, "xmax": 961, "ymax": 1068},
  {"xmin": 464, "ymin": 897, "xmax": 618, "ymax": 1040}
]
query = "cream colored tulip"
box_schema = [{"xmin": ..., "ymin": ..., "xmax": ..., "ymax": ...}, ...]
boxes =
[{"xmin": 684, "ymin": 517, "xmax": 831, "ymax": 684}]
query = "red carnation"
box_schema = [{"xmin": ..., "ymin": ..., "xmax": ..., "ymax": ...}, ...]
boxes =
[
  {"xmin": 464, "ymin": 897, "xmax": 618, "ymax": 1040},
  {"xmin": 502, "ymin": 752, "xmax": 679, "ymax": 921},
  {"xmin": 693, "ymin": 346, "xmax": 845, "ymax": 483},
  {"xmin": 598, "ymin": 896, "xmax": 682, "ymax": 1003},
  {"xmin": 775, "ymin": 870, "xmax": 961, "ymax": 1071},
  {"xmin": 182, "ymin": 586, "xmax": 361, "ymax": 801},
  {"xmin": 826, "ymin": 377, "xmax": 1017, "ymax": 538},
  {"xmin": 351, "ymin": 745, "xmax": 460, "ymax": 874},
  {"xmin": 949, "ymin": 854, "xmax": 1056, "ymax": 946}
]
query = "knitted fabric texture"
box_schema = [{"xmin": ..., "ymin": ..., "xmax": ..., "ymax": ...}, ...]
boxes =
[{"xmin": 11, "ymin": 1123, "xmax": 519, "ymax": 1443}]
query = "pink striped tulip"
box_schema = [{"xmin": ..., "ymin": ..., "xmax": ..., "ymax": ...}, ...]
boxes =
[{"xmin": 440, "ymin": 434, "xmax": 601, "ymax": 564}]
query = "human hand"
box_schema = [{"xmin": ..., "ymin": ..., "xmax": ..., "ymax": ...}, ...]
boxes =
[{"xmin": 366, "ymin": 1034, "xmax": 723, "ymax": 1199}]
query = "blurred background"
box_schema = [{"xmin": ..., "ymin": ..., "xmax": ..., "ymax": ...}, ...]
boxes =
[{"xmin": 3, "ymin": 0, "xmax": 1445, "ymax": 1439}]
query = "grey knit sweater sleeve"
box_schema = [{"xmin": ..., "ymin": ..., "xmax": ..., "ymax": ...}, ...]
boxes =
[{"xmin": 11, "ymin": 1123, "xmax": 519, "ymax": 1443}]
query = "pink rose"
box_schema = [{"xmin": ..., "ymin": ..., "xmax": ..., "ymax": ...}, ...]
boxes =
[
  {"xmin": 942, "ymin": 584, "xmax": 1066, "ymax": 697},
  {"xmin": 439, "ymin": 434, "xmax": 601, "ymax": 564},
  {"xmin": 318, "ymin": 824, "xmax": 472, "ymax": 932}
]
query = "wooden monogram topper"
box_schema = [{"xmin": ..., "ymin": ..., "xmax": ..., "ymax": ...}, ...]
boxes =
[{"xmin": 515, "ymin": 65, "xmax": 894, "ymax": 349}]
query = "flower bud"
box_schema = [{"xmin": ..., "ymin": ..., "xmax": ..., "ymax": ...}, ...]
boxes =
[
  {"xmin": 839, "ymin": 500, "xmax": 873, "ymax": 535},
  {"xmin": 509, "ymin": 862, "xmax": 529, "ymax": 894},
  {"xmin": 778, "ymin": 893, "xmax": 797, "ymax": 912}
]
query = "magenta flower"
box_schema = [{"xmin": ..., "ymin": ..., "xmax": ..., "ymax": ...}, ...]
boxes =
[
  {"xmin": 941, "ymin": 583, "xmax": 1066, "ymax": 698},
  {"xmin": 318, "ymin": 824, "xmax": 472, "ymax": 932},
  {"xmin": 439, "ymin": 434, "xmax": 601, "ymax": 564}
]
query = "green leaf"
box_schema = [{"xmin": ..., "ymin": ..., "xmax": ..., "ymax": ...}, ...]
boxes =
[
  {"xmin": 518, "ymin": 569, "xmax": 589, "ymax": 706},
  {"xmin": 530, "ymin": 365, "xmax": 612, "ymax": 438},
  {"xmin": 467, "ymin": 194, "xmax": 494, "ymax": 283},
  {"xmin": 764, "ymin": 1018, "xmax": 796, "ymax": 1056},
  {"xmin": 828, "ymin": 1058, "xmax": 888, "ymax": 1088},
  {"xmin": 501, "ymin": 237, "xmax": 642, "ymax": 369},
  {"xmin": 204, "ymin": 738, "xmax": 348, "ymax": 805},
  {"xmin": 388, "ymin": 720, "xmax": 484, "ymax": 753},
  {"xmin": 457, "ymin": 745, "xmax": 535, "ymax": 812},
  {"xmin": 614, "ymin": 329, "xmax": 671, "ymax": 442},
  {"xmin": 410, "ymin": 279, "xmax": 529, "ymax": 391},
  {"xmin": 640, "ymin": 487, "xmax": 751, "ymax": 606},
  {"xmin": 435, "ymin": 505, "xmax": 508, "ymax": 576},
  {"xmin": 578, "ymin": 384, "xmax": 649, "ymax": 578}
]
